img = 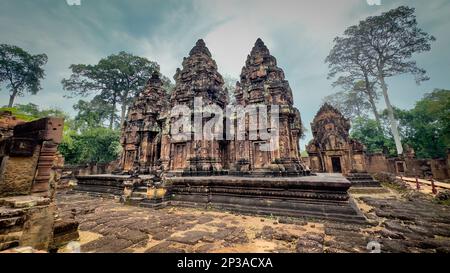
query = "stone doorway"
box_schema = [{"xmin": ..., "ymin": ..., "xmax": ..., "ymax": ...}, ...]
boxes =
[
  {"xmin": 331, "ymin": 156, "xmax": 342, "ymax": 173},
  {"xmin": 253, "ymin": 142, "xmax": 270, "ymax": 169},
  {"xmin": 173, "ymin": 144, "xmax": 186, "ymax": 169}
]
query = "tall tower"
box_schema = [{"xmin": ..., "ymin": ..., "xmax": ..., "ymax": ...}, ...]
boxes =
[
  {"xmin": 165, "ymin": 39, "xmax": 228, "ymax": 175},
  {"xmin": 119, "ymin": 71, "xmax": 169, "ymax": 174},
  {"xmin": 232, "ymin": 38, "xmax": 307, "ymax": 175}
]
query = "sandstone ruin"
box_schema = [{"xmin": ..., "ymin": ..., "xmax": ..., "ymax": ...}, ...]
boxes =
[
  {"xmin": 75, "ymin": 39, "xmax": 364, "ymax": 223},
  {"xmin": 0, "ymin": 113, "xmax": 78, "ymax": 252}
]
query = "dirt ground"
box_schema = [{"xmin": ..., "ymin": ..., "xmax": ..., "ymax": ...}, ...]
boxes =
[{"xmin": 55, "ymin": 185, "xmax": 450, "ymax": 253}]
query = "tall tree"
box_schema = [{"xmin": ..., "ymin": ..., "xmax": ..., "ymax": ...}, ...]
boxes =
[
  {"xmin": 0, "ymin": 44, "xmax": 48, "ymax": 107},
  {"xmin": 323, "ymin": 82, "xmax": 372, "ymax": 121},
  {"xmin": 339, "ymin": 6, "xmax": 435, "ymax": 155},
  {"xmin": 62, "ymin": 52, "xmax": 168, "ymax": 128},
  {"xmin": 73, "ymin": 96, "xmax": 117, "ymax": 131},
  {"xmin": 326, "ymin": 35, "xmax": 381, "ymax": 126}
]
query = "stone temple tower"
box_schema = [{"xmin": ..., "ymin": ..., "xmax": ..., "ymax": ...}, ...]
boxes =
[
  {"xmin": 231, "ymin": 38, "xmax": 307, "ymax": 175},
  {"xmin": 119, "ymin": 71, "xmax": 169, "ymax": 174},
  {"xmin": 163, "ymin": 39, "xmax": 229, "ymax": 175}
]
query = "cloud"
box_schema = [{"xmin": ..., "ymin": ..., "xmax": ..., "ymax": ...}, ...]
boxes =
[{"xmin": 1, "ymin": 0, "xmax": 449, "ymax": 144}]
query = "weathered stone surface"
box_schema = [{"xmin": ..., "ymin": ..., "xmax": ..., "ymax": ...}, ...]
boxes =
[
  {"xmin": 168, "ymin": 231, "xmax": 211, "ymax": 245},
  {"xmin": 296, "ymin": 239, "xmax": 323, "ymax": 253},
  {"xmin": 144, "ymin": 241, "xmax": 186, "ymax": 253},
  {"xmin": 117, "ymin": 229, "xmax": 149, "ymax": 244},
  {"xmin": 54, "ymin": 192, "xmax": 450, "ymax": 253}
]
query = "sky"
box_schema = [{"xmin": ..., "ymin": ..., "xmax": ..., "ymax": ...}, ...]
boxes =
[{"xmin": 1, "ymin": 0, "xmax": 449, "ymax": 146}]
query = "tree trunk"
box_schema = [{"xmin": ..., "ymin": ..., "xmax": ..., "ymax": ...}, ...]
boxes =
[
  {"xmin": 119, "ymin": 90, "xmax": 130, "ymax": 127},
  {"xmin": 378, "ymin": 75, "xmax": 403, "ymax": 155},
  {"xmin": 8, "ymin": 89, "xmax": 18, "ymax": 107},
  {"xmin": 367, "ymin": 91, "xmax": 382, "ymax": 128},
  {"xmin": 120, "ymin": 102, "xmax": 127, "ymax": 128},
  {"xmin": 363, "ymin": 76, "xmax": 381, "ymax": 128},
  {"xmin": 109, "ymin": 97, "xmax": 117, "ymax": 130}
]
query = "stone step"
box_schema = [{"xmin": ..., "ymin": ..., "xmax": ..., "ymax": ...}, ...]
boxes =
[
  {"xmin": 131, "ymin": 192, "xmax": 147, "ymax": 198},
  {"xmin": 0, "ymin": 216, "xmax": 25, "ymax": 229}
]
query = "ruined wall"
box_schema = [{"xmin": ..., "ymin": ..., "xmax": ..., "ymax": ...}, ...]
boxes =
[
  {"xmin": 364, "ymin": 152, "xmax": 450, "ymax": 180},
  {"xmin": 0, "ymin": 117, "xmax": 71, "ymax": 252},
  {"xmin": 0, "ymin": 145, "xmax": 41, "ymax": 196}
]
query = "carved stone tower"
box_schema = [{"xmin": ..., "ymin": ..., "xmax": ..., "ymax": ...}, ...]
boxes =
[
  {"xmin": 163, "ymin": 39, "xmax": 229, "ymax": 175},
  {"xmin": 231, "ymin": 38, "xmax": 307, "ymax": 175},
  {"xmin": 119, "ymin": 71, "xmax": 169, "ymax": 174}
]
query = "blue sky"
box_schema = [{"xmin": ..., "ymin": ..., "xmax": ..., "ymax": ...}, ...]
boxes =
[{"xmin": 1, "ymin": 0, "xmax": 449, "ymax": 146}]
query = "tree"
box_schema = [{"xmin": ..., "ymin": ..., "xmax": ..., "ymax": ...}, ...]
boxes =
[
  {"xmin": 386, "ymin": 89, "xmax": 450, "ymax": 158},
  {"xmin": 338, "ymin": 6, "xmax": 435, "ymax": 155},
  {"xmin": 351, "ymin": 89, "xmax": 449, "ymax": 159},
  {"xmin": 323, "ymin": 82, "xmax": 372, "ymax": 121},
  {"xmin": 73, "ymin": 96, "xmax": 117, "ymax": 130},
  {"xmin": 0, "ymin": 44, "xmax": 48, "ymax": 107},
  {"xmin": 326, "ymin": 33, "xmax": 381, "ymax": 126},
  {"xmin": 351, "ymin": 117, "xmax": 396, "ymax": 156},
  {"xmin": 62, "ymin": 52, "xmax": 169, "ymax": 128},
  {"xmin": 58, "ymin": 127, "xmax": 122, "ymax": 164}
]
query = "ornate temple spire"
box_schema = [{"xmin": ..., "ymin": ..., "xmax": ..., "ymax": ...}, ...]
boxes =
[
  {"xmin": 172, "ymin": 39, "xmax": 227, "ymax": 107},
  {"xmin": 189, "ymin": 38, "xmax": 212, "ymax": 57},
  {"xmin": 237, "ymin": 38, "xmax": 292, "ymax": 106},
  {"xmin": 250, "ymin": 38, "xmax": 271, "ymax": 56}
]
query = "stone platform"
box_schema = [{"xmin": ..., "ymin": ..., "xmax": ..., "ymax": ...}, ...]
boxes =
[
  {"xmin": 346, "ymin": 172, "xmax": 381, "ymax": 187},
  {"xmin": 73, "ymin": 173, "xmax": 366, "ymax": 224},
  {"xmin": 75, "ymin": 175, "xmax": 130, "ymax": 196},
  {"xmin": 167, "ymin": 174, "xmax": 366, "ymax": 224}
]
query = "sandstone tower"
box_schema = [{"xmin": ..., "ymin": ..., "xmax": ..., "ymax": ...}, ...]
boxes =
[
  {"xmin": 162, "ymin": 39, "xmax": 229, "ymax": 175},
  {"xmin": 119, "ymin": 71, "xmax": 169, "ymax": 173},
  {"xmin": 230, "ymin": 38, "xmax": 307, "ymax": 175}
]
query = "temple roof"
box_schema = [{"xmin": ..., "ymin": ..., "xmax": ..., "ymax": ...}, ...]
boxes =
[
  {"xmin": 189, "ymin": 39, "xmax": 212, "ymax": 57},
  {"xmin": 314, "ymin": 103, "xmax": 347, "ymax": 121},
  {"xmin": 250, "ymin": 38, "xmax": 270, "ymax": 56}
]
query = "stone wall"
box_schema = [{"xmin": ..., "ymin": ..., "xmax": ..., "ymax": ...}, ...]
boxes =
[
  {"xmin": 0, "ymin": 116, "xmax": 78, "ymax": 252},
  {"xmin": 0, "ymin": 145, "xmax": 41, "ymax": 196},
  {"xmin": 306, "ymin": 150, "xmax": 450, "ymax": 181}
]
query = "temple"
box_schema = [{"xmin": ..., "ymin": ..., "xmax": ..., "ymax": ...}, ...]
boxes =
[
  {"xmin": 75, "ymin": 39, "xmax": 366, "ymax": 223},
  {"xmin": 306, "ymin": 103, "xmax": 366, "ymax": 174},
  {"xmin": 119, "ymin": 71, "xmax": 169, "ymax": 174},
  {"xmin": 306, "ymin": 103, "xmax": 379, "ymax": 186},
  {"xmin": 117, "ymin": 38, "xmax": 307, "ymax": 177}
]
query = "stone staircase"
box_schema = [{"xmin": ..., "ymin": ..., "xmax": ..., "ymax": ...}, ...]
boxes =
[
  {"xmin": 126, "ymin": 186, "xmax": 148, "ymax": 205},
  {"xmin": 0, "ymin": 206, "xmax": 25, "ymax": 251},
  {"xmin": 346, "ymin": 172, "xmax": 381, "ymax": 187}
]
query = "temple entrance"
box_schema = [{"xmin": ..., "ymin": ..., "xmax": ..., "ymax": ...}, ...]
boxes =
[
  {"xmin": 173, "ymin": 144, "xmax": 186, "ymax": 169},
  {"xmin": 331, "ymin": 156, "xmax": 342, "ymax": 173},
  {"xmin": 253, "ymin": 142, "xmax": 270, "ymax": 169}
]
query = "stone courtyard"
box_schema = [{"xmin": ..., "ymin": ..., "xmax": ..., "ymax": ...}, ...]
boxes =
[{"xmin": 55, "ymin": 183, "xmax": 450, "ymax": 253}]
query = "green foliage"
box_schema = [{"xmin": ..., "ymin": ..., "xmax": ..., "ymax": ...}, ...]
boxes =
[
  {"xmin": 351, "ymin": 89, "xmax": 450, "ymax": 159},
  {"xmin": 389, "ymin": 89, "xmax": 450, "ymax": 158},
  {"xmin": 73, "ymin": 96, "xmax": 118, "ymax": 130},
  {"xmin": 351, "ymin": 117, "xmax": 396, "ymax": 156},
  {"xmin": 59, "ymin": 127, "xmax": 122, "ymax": 165},
  {"xmin": 0, "ymin": 103, "xmax": 68, "ymax": 121},
  {"xmin": 62, "ymin": 51, "xmax": 170, "ymax": 128},
  {"xmin": 0, "ymin": 44, "xmax": 48, "ymax": 107}
]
